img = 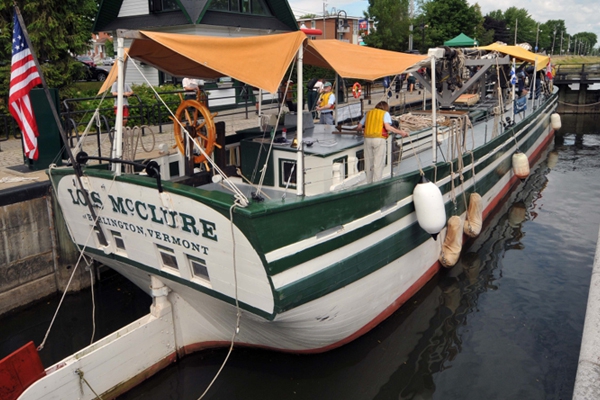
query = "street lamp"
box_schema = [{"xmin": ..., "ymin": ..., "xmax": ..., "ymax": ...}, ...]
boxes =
[
  {"xmin": 552, "ymin": 28, "xmax": 557, "ymax": 55},
  {"xmin": 535, "ymin": 23, "xmax": 541, "ymax": 52},
  {"xmin": 336, "ymin": 10, "xmax": 349, "ymax": 41}
]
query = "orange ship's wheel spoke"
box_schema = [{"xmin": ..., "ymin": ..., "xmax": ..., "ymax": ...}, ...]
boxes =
[{"xmin": 173, "ymin": 100, "xmax": 217, "ymax": 165}]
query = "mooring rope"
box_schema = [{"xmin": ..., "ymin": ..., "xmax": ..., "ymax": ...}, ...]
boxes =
[
  {"xmin": 197, "ymin": 203, "xmax": 243, "ymax": 400},
  {"xmin": 76, "ymin": 369, "xmax": 104, "ymax": 399}
]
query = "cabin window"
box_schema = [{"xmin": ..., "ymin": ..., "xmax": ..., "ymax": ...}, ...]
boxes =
[
  {"xmin": 157, "ymin": 244, "xmax": 179, "ymax": 271},
  {"xmin": 279, "ymin": 158, "xmax": 297, "ymax": 188},
  {"xmin": 333, "ymin": 156, "xmax": 349, "ymax": 178},
  {"xmin": 149, "ymin": 0, "xmax": 179, "ymax": 13},
  {"xmin": 111, "ymin": 230, "xmax": 126, "ymax": 251},
  {"xmin": 93, "ymin": 227, "xmax": 108, "ymax": 247},
  {"xmin": 208, "ymin": 0, "xmax": 271, "ymax": 16},
  {"xmin": 188, "ymin": 255, "xmax": 211, "ymax": 284}
]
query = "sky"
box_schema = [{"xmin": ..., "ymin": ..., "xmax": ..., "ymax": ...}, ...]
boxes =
[{"xmin": 287, "ymin": 0, "xmax": 600, "ymax": 44}]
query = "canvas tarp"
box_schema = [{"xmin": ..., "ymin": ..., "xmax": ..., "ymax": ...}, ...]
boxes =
[
  {"xmin": 98, "ymin": 49, "xmax": 129, "ymax": 95},
  {"xmin": 127, "ymin": 30, "xmax": 306, "ymax": 94},
  {"xmin": 478, "ymin": 43, "xmax": 549, "ymax": 71},
  {"xmin": 304, "ymin": 39, "xmax": 427, "ymax": 80},
  {"xmin": 120, "ymin": 30, "xmax": 427, "ymax": 93},
  {"xmin": 443, "ymin": 33, "xmax": 477, "ymax": 47}
]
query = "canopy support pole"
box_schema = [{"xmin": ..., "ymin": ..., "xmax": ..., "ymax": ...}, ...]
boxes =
[
  {"xmin": 296, "ymin": 45, "xmax": 304, "ymax": 196},
  {"xmin": 112, "ymin": 37, "xmax": 125, "ymax": 176}
]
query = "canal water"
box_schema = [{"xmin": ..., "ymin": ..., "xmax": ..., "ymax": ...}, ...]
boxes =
[{"xmin": 1, "ymin": 114, "xmax": 599, "ymax": 400}]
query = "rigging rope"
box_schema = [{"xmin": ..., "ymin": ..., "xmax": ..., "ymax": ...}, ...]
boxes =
[
  {"xmin": 197, "ymin": 203, "xmax": 243, "ymax": 400},
  {"xmin": 129, "ymin": 61, "xmax": 249, "ymax": 207}
]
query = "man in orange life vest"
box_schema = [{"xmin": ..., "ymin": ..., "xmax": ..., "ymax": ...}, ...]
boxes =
[
  {"xmin": 355, "ymin": 101, "xmax": 409, "ymax": 183},
  {"xmin": 316, "ymin": 81, "xmax": 335, "ymax": 125}
]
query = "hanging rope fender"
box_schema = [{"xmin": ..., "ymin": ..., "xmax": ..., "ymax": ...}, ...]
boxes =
[{"xmin": 352, "ymin": 82, "xmax": 362, "ymax": 98}]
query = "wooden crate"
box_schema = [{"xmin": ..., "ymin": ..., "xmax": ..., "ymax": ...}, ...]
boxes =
[{"xmin": 455, "ymin": 93, "xmax": 480, "ymax": 106}]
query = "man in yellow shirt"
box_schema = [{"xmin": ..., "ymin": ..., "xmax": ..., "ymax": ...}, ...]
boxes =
[
  {"xmin": 355, "ymin": 101, "xmax": 409, "ymax": 183},
  {"xmin": 316, "ymin": 82, "xmax": 335, "ymax": 125}
]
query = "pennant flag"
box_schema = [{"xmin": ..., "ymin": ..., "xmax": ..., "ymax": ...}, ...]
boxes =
[
  {"xmin": 9, "ymin": 11, "xmax": 42, "ymax": 160},
  {"xmin": 510, "ymin": 61, "xmax": 517, "ymax": 85}
]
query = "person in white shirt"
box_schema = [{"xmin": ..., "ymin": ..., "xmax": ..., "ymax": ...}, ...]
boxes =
[{"xmin": 182, "ymin": 77, "xmax": 205, "ymax": 100}]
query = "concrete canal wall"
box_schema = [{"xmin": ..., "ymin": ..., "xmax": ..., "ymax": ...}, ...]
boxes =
[
  {"xmin": 0, "ymin": 182, "xmax": 88, "ymax": 316},
  {"xmin": 556, "ymin": 83, "xmax": 600, "ymax": 114}
]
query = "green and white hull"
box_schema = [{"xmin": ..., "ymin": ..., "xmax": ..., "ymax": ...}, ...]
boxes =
[{"xmin": 49, "ymin": 93, "xmax": 558, "ymax": 354}]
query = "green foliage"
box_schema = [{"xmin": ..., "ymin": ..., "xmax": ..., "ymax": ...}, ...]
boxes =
[
  {"xmin": 418, "ymin": 0, "xmax": 483, "ymax": 51},
  {"xmin": 0, "ymin": 0, "xmax": 98, "ymax": 111},
  {"xmin": 105, "ymin": 40, "xmax": 115, "ymax": 58},
  {"xmin": 571, "ymin": 32, "xmax": 597, "ymax": 54},
  {"xmin": 364, "ymin": 0, "xmax": 411, "ymax": 51}
]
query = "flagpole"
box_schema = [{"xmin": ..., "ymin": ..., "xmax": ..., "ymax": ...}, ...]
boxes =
[{"xmin": 13, "ymin": 4, "xmax": 108, "ymax": 246}]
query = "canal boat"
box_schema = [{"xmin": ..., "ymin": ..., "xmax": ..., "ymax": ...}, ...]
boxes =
[{"xmin": 16, "ymin": 32, "xmax": 559, "ymax": 399}]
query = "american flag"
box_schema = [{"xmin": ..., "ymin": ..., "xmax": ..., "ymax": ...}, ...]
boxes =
[{"xmin": 9, "ymin": 12, "xmax": 42, "ymax": 160}]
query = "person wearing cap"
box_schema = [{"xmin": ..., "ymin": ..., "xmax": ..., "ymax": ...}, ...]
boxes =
[
  {"xmin": 316, "ymin": 81, "xmax": 335, "ymax": 125},
  {"xmin": 353, "ymin": 101, "xmax": 409, "ymax": 183}
]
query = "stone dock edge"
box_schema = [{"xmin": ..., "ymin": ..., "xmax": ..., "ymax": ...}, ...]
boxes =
[{"xmin": 573, "ymin": 223, "xmax": 600, "ymax": 399}]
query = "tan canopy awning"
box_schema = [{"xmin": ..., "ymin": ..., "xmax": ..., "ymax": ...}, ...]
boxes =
[
  {"xmin": 304, "ymin": 39, "xmax": 427, "ymax": 80},
  {"xmin": 98, "ymin": 49, "xmax": 129, "ymax": 95},
  {"xmin": 478, "ymin": 43, "xmax": 549, "ymax": 71},
  {"xmin": 127, "ymin": 30, "xmax": 305, "ymax": 93},
  {"xmin": 116, "ymin": 30, "xmax": 426, "ymax": 93}
]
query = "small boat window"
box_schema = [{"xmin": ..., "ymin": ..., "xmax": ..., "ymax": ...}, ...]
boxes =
[
  {"xmin": 187, "ymin": 255, "xmax": 211, "ymax": 284},
  {"xmin": 157, "ymin": 244, "xmax": 179, "ymax": 271},
  {"xmin": 111, "ymin": 230, "xmax": 126, "ymax": 251},
  {"xmin": 279, "ymin": 159, "xmax": 297, "ymax": 187}
]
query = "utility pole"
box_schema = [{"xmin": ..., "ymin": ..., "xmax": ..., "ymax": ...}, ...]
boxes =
[
  {"xmin": 552, "ymin": 27, "xmax": 557, "ymax": 55},
  {"xmin": 323, "ymin": 1, "xmax": 327, "ymax": 39},
  {"xmin": 568, "ymin": 36, "xmax": 571, "ymax": 55},
  {"xmin": 560, "ymin": 31, "xmax": 564, "ymax": 55},
  {"xmin": 514, "ymin": 18, "xmax": 518, "ymax": 45},
  {"xmin": 535, "ymin": 23, "xmax": 540, "ymax": 52},
  {"xmin": 408, "ymin": 0, "xmax": 414, "ymax": 51}
]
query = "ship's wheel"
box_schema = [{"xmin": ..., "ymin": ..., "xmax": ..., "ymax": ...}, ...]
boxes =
[{"xmin": 172, "ymin": 99, "xmax": 218, "ymax": 165}]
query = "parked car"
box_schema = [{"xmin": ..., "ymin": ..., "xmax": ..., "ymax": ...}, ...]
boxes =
[
  {"xmin": 77, "ymin": 55, "xmax": 96, "ymax": 67},
  {"xmin": 102, "ymin": 57, "xmax": 115, "ymax": 66},
  {"xmin": 79, "ymin": 61, "xmax": 108, "ymax": 82}
]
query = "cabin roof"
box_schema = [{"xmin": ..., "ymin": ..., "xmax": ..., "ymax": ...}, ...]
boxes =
[{"xmin": 93, "ymin": 0, "xmax": 298, "ymax": 33}]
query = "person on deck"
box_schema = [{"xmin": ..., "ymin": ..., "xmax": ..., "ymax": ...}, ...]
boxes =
[
  {"xmin": 182, "ymin": 77, "xmax": 204, "ymax": 101},
  {"xmin": 353, "ymin": 101, "xmax": 409, "ymax": 183},
  {"xmin": 111, "ymin": 81, "xmax": 133, "ymax": 125},
  {"xmin": 316, "ymin": 81, "xmax": 335, "ymax": 125},
  {"xmin": 306, "ymin": 78, "xmax": 323, "ymax": 119}
]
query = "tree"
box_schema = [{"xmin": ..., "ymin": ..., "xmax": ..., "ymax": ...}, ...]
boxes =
[
  {"xmin": 0, "ymin": 0, "xmax": 97, "ymax": 111},
  {"xmin": 502, "ymin": 7, "xmax": 537, "ymax": 46},
  {"xmin": 418, "ymin": 0, "xmax": 483, "ymax": 51},
  {"xmin": 363, "ymin": 0, "xmax": 411, "ymax": 51},
  {"xmin": 540, "ymin": 20, "xmax": 567, "ymax": 54},
  {"xmin": 571, "ymin": 32, "xmax": 597, "ymax": 55},
  {"xmin": 483, "ymin": 15, "xmax": 510, "ymax": 44}
]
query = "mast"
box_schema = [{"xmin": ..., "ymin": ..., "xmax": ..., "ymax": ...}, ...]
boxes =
[{"xmin": 296, "ymin": 44, "xmax": 304, "ymax": 196}]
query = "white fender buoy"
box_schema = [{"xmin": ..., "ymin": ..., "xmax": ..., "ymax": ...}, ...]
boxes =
[
  {"xmin": 512, "ymin": 150, "xmax": 530, "ymax": 180},
  {"xmin": 464, "ymin": 192, "xmax": 483, "ymax": 237},
  {"xmin": 439, "ymin": 216, "xmax": 463, "ymax": 268},
  {"xmin": 551, "ymin": 113, "xmax": 562, "ymax": 130},
  {"xmin": 413, "ymin": 175, "xmax": 446, "ymax": 240}
]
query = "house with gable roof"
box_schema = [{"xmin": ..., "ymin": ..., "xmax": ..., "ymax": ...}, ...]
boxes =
[{"xmin": 93, "ymin": 0, "xmax": 298, "ymax": 86}]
